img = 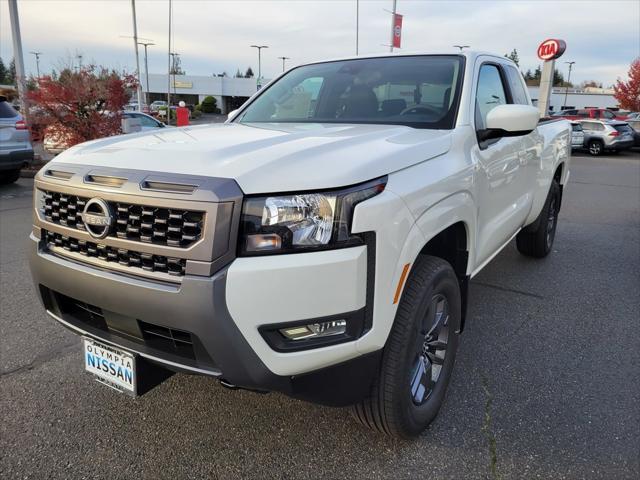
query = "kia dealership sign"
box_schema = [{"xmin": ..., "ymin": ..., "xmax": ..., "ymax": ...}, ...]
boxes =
[{"xmin": 537, "ymin": 39, "xmax": 566, "ymax": 61}]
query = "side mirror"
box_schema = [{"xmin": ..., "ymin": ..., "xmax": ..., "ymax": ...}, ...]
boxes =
[
  {"xmin": 479, "ymin": 104, "xmax": 539, "ymax": 141},
  {"xmin": 227, "ymin": 109, "xmax": 239, "ymax": 121}
]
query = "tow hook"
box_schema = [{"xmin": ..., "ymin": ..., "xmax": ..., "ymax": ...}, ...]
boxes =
[
  {"xmin": 219, "ymin": 379, "xmax": 269, "ymax": 394},
  {"xmin": 219, "ymin": 379, "xmax": 239, "ymax": 389}
]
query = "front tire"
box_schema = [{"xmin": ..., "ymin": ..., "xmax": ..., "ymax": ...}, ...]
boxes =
[
  {"xmin": 350, "ymin": 256, "xmax": 461, "ymax": 438},
  {"xmin": 0, "ymin": 169, "xmax": 21, "ymax": 185},
  {"xmin": 516, "ymin": 180, "xmax": 560, "ymax": 258}
]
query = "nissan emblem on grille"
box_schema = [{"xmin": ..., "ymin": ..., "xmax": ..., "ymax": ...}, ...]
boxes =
[{"xmin": 81, "ymin": 198, "xmax": 114, "ymax": 239}]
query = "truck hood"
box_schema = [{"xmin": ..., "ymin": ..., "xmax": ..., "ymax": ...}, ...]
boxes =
[{"xmin": 56, "ymin": 122, "xmax": 451, "ymax": 193}]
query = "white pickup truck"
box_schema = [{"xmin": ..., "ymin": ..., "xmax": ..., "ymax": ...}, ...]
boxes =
[{"xmin": 29, "ymin": 51, "xmax": 570, "ymax": 438}]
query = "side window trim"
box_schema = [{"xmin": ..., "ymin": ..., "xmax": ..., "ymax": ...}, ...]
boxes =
[{"xmin": 474, "ymin": 61, "xmax": 511, "ymax": 149}]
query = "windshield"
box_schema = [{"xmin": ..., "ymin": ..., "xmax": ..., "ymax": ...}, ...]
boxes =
[{"xmin": 237, "ymin": 55, "xmax": 464, "ymax": 129}]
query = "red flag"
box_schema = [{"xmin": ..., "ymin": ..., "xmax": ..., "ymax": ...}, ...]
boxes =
[{"xmin": 393, "ymin": 14, "xmax": 403, "ymax": 48}]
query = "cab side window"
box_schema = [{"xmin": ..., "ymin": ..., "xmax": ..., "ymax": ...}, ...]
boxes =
[
  {"xmin": 475, "ymin": 64, "xmax": 507, "ymax": 130},
  {"xmin": 601, "ymin": 110, "xmax": 615, "ymax": 119}
]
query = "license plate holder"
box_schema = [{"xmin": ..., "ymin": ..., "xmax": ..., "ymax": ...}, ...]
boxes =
[{"xmin": 83, "ymin": 338, "xmax": 137, "ymax": 396}]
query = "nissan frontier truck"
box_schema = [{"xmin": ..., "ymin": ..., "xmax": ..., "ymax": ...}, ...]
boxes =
[{"xmin": 29, "ymin": 51, "xmax": 570, "ymax": 438}]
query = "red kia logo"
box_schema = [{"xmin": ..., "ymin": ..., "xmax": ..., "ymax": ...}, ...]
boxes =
[{"xmin": 537, "ymin": 39, "xmax": 566, "ymax": 61}]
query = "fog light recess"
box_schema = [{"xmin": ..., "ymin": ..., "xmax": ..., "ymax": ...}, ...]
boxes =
[
  {"xmin": 259, "ymin": 309, "xmax": 366, "ymax": 352},
  {"xmin": 280, "ymin": 320, "xmax": 347, "ymax": 341}
]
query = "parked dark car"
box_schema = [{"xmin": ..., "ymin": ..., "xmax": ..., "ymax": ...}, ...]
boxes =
[{"xmin": 626, "ymin": 119, "xmax": 640, "ymax": 147}]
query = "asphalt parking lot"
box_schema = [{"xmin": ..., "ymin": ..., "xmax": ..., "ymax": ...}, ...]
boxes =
[{"xmin": 1, "ymin": 150, "xmax": 638, "ymax": 479}]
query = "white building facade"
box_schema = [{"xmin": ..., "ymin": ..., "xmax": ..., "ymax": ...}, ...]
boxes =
[{"xmin": 141, "ymin": 74, "xmax": 262, "ymax": 113}]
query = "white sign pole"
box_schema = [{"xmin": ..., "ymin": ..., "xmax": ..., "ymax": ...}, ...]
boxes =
[{"xmin": 538, "ymin": 59, "xmax": 555, "ymax": 118}]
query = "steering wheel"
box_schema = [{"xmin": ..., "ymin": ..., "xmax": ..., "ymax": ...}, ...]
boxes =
[{"xmin": 399, "ymin": 105, "xmax": 440, "ymax": 116}]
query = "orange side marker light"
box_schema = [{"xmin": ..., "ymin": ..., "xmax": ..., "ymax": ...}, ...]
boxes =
[{"xmin": 393, "ymin": 263, "xmax": 411, "ymax": 304}]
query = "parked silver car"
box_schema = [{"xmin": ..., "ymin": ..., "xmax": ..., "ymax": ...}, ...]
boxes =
[
  {"xmin": 570, "ymin": 122, "xmax": 584, "ymax": 149},
  {"xmin": 0, "ymin": 96, "xmax": 34, "ymax": 184},
  {"xmin": 122, "ymin": 111, "xmax": 168, "ymax": 131},
  {"xmin": 578, "ymin": 119, "xmax": 635, "ymax": 156}
]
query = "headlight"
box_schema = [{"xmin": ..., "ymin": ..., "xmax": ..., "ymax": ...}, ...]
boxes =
[{"xmin": 239, "ymin": 177, "xmax": 386, "ymax": 255}]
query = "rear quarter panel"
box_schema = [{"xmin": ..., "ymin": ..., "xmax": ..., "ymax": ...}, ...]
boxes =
[{"xmin": 523, "ymin": 119, "xmax": 571, "ymax": 226}]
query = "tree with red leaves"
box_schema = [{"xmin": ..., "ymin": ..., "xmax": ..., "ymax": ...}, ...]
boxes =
[
  {"xmin": 27, "ymin": 66, "xmax": 137, "ymax": 148},
  {"xmin": 614, "ymin": 58, "xmax": 640, "ymax": 111}
]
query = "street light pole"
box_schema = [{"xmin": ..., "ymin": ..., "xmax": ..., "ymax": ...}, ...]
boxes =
[
  {"xmin": 356, "ymin": 0, "xmax": 359, "ymax": 55},
  {"xmin": 166, "ymin": 0, "xmax": 172, "ymax": 124},
  {"xmin": 389, "ymin": 0, "xmax": 397, "ymax": 53},
  {"xmin": 278, "ymin": 56, "xmax": 290, "ymax": 72},
  {"xmin": 29, "ymin": 51, "xmax": 42, "ymax": 78},
  {"xmin": 453, "ymin": 45, "xmax": 470, "ymax": 51},
  {"xmin": 563, "ymin": 61, "xmax": 575, "ymax": 110},
  {"xmin": 130, "ymin": 0, "xmax": 143, "ymax": 111},
  {"xmin": 250, "ymin": 45, "xmax": 268, "ymax": 89},
  {"xmin": 138, "ymin": 42, "xmax": 154, "ymax": 106},
  {"xmin": 7, "ymin": 0, "xmax": 27, "ymax": 119}
]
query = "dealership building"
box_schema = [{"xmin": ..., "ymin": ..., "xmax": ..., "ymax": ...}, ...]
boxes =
[
  {"xmin": 141, "ymin": 73, "xmax": 620, "ymax": 115},
  {"xmin": 141, "ymin": 74, "xmax": 261, "ymax": 114},
  {"xmin": 528, "ymin": 86, "xmax": 619, "ymax": 113}
]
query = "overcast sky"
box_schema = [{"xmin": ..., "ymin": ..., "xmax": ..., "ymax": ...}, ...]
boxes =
[{"xmin": 1, "ymin": 0, "xmax": 639, "ymax": 86}]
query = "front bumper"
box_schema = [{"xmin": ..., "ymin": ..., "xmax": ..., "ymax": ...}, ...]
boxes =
[
  {"xmin": 0, "ymin": 147, "xmax": 34, "ymax": 170},
  {"xmin": 29, "ymin": 233, "xmax": 379, "ymax": 406}
]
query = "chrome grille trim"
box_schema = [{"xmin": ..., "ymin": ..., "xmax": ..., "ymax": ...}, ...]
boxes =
[
  {"xmin": 42, "ymin": 189, "xmax": 205, "ymax": 247},
  {"xmin": 33, "ymin": 163, "xmax": 243, "ymax": 278}
]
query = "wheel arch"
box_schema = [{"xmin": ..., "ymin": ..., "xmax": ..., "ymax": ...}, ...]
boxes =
[
  {"xmin": 417, "ymin": 221, "xmax": 470, "ymax": 332},
  {"xmin": 397, "ymin": 192, "xmax": 475, "ymax": 334}
]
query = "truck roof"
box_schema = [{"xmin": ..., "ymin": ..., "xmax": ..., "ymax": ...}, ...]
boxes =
[{"xmin": 299, "ymin": 50, "xmax": 511, "ymax": 68}]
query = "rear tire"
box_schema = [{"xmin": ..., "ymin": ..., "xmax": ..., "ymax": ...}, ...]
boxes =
[
  {"xmin": 0, "ymin": 169, "xmax": 20, "ymax": 185},
  {"xmin": 516, "ymin": 180, "xmax": 560, "ymax": 258},
  {"xmin": 350, "ymin": 256, "xmax": 461, "ymax": 438},
  {"xmin": 588, "ymin": 140, "xmax": 603, "ymax": 156}
]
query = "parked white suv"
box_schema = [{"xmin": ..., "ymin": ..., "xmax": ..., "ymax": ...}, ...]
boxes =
[
  {"xmin": 579, "ymin": 119, "xmax": 635, "ymax": 155},
  {"xmin": 29, "ymin": 52, "xmax": 571, "ymax": 437}
]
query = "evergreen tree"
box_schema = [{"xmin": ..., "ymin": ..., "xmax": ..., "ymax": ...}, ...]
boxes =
[
  {"xmin": 553, "ymin": 69, "xmax": 567, "ymax": 87},
  {"xmin": 504, "ymin": 49, "xmax": 520, "ymax": 67},
  {"xmin": 245, "ymin": 67, "xmax": 254, "ymax": 78},
  {"xmin": 534, "ymin": 65, "xmax": 542, "ymax": 80},
  {"xmin": 8, "ymin": 58, "xmax": 16, "ymax": 85},
  {"xmin": 234, "ymin": 68, "xmax": 243, "ymax": 78},
  {"xmin": 0, "ymin": 57, "xmax": 7, "ymax": 84}
]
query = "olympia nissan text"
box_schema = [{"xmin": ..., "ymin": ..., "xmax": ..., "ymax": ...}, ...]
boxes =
[{"xmin": 29, "ymin": 51, "xmax": 571, "ymax": 438}]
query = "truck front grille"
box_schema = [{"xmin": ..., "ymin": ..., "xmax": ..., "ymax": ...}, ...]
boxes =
[
  {"xmin": 42, "ymin": 190, "xmax": 204, "ymax": 248},
  {"xmin": 52, "ymin": 292, "xmax": 198, "ymax": 362},
  {"xmin": 44, "ymin": 230, "xmax": 186, "ymax": 276}
]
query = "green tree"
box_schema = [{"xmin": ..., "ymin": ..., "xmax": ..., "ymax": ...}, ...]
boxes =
[
  {"xmin": 200, "ymin": 95, "xmax": 218, "ymax": 113},
  {"xmin": 234, "ymin": 68, "xmax": 243, "ymax": 78},
  {"xmin": 245, "ymin": 67, "xmax": 254, "ymax": 78},
  {"xmin": 0, "ymin": 57, "xmax": 7, "ymax": 84},
  {"xmin": 504, "ymin": 49, "xmax": 520, "ymax": 67},
  {"xmin": 7, "ymin": 58, "xmax": 16, "ymax": 85}
]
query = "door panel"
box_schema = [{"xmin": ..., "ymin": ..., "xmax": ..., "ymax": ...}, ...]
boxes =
[{"xmin": 472, "ymin": 62, "xmax": 533, "ymax": 267}]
